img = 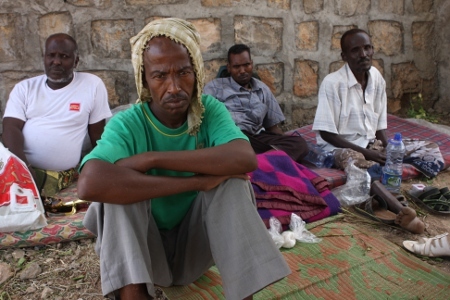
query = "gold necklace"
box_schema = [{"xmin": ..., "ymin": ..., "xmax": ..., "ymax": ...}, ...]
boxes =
[{"xmin": 141, "ymin": 103, "xmax": 189, "ymax": 137}]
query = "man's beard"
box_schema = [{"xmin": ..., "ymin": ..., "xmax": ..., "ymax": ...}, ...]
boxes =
[{"xmin": 46, "ymin": 73, "xmax": 74, "ymax": 84}]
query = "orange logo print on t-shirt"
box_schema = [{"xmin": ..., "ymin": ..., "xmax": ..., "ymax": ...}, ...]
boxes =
[{"xmin": 69, "ymin": 103, "xmax": 80, "ymax": 112}]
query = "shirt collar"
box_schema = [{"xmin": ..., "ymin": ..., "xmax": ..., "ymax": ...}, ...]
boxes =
[
  {"xmin": 230, "ymin": 76, "xmax": 259, "ymax": 92},
  {"xmin": 344, "ymin": 63, "xmax": 374, "ymax": 89},
  {"xmin": 345, "ymin": 63, "xmax": 359, "ymax": 88}
]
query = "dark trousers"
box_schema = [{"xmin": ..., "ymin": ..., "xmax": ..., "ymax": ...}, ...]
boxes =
[{"xmin": 243, "ymin": 130, "xmax": 308, "ymax": 163}]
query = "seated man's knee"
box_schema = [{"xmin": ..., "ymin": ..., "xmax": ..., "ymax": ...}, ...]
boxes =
[
  {"xmin": 223, "ymin": 177, "xmax": 252, "ymax": 192},
  {"xmin": 298, "ymin": 139, "xmax": 309, "ymax": 159},
  {"xmin": 293, "ymin": 136, "xmax": 309, "ymax": 161}
]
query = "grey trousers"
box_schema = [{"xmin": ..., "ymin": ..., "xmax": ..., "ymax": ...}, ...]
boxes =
[{"xmin": 83, "ymin": 178, "xmax": 291, "ymax": 300}]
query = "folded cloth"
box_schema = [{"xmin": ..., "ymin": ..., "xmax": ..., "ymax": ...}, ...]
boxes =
[
  {"xmin": 249, "ymin": 150, "xmax": 341, "ymax": 228},
  {"xmin": 403, "ymin": 139, "xmax": 445, "ymax": 178}
]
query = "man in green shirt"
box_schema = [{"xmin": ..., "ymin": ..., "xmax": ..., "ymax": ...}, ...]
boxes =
[{"xmin": 78, "ymin": 18, "xmax": 290, "ymax": 300}]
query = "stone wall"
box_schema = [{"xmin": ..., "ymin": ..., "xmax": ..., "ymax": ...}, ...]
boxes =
[{"xmin": 0, "ymin": 0, "xmax": 448, "ymax": 134}]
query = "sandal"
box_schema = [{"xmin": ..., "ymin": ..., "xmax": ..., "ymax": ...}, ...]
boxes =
[
  {"xmin": 396, "ymin": 194, "xmax": 408, "ymax": 207},
  {"xmin": 370, "ymin": 181, "xmax": 406, "ymax": 214},
  {"xmin": 403, "ymin": 232, "xmax": 450, "ymax": 257},
  {"xmin": 42, "ymin": 197, "xmax": 90, "ymax": 216},
  {"xmin": 408, "ymin": 186, "xmax": 450, "ymax": 215},
  {"xmin": 354, "ymin": 195, "xmax": 396, "ymax": 224}
]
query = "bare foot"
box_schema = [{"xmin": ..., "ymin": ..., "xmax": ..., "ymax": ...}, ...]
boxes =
[{"xmin": 395, "ymin": 207, "xmax": 425, "ymax": 234}]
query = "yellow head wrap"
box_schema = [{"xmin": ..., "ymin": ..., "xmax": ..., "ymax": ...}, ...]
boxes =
[{"xmin": 130, "ymin": 18, "xmax": 205, "ymax": 135}]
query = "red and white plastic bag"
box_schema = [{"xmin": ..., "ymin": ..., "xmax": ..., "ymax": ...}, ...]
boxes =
[{"xmin": 0, "ymin": 142, "xmax": 47, "ymax": 232}]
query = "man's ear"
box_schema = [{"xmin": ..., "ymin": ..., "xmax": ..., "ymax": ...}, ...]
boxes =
[
  {"xmin": 341, "ymin": 52, "xmax": 347, "ymax": 62},
  {"xmin": 226, "ymin": 63, "xmax": 231, "ymax": 74},
  {"xmin": 142, "ymin": 70, "xmax": 149, "ymax": 90},
  {"xmin": 74, "ymin": 56, "xmax": 79, "ymax": 68}
]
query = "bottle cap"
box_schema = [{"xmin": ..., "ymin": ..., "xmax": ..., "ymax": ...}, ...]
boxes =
[{"xmin": 394, "ymin": 132, "xmax": 402, "ymax": 141}]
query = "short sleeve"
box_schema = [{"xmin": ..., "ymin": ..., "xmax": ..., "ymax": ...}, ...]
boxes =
[
  {"xmin": 312, "ymin": 77, "xmax": 340, "ymax": 134},
  {"xmin": 81, "ymin": 106, "xmax": 142, "ymax": 169},
  {"xmin": 200, "ymin": 95, "xmax": 248, "ymax": 147},
  {"xmin": 3, "ymin": 83, "xmax": 27, "ymax": 122},
  {"xmin": 87, "ymin": 76, "xmax": 112, "ymax": 124}
]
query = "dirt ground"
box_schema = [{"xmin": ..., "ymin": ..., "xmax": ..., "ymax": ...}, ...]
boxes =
[{"xmin": 1, "ymin": 113, "xmax": 450, "ymax": 299}]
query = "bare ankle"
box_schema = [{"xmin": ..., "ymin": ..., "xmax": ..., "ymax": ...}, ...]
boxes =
[{"xmin": 119, "ymin": 284, "xmax": 153, "ymax": 300}]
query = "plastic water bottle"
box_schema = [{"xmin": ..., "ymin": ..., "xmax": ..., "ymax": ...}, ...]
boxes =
[
  {"xmin": 304, "ymin": 142, "xmax": 335, "ymax": 168},
  {"xmin": 381, "ymin": 133, "xmax": 406, "ymax": 193}
]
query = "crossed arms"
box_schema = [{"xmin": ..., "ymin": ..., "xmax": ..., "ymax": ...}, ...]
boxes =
[{"xmin": 77, "ymin": 139, "xmax": 257, "ymax": 204}]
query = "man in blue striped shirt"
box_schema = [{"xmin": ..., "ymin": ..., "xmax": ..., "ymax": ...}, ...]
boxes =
[{"xmin": 204, "ymin": 44, "xmax": 308, "ymax": 163}]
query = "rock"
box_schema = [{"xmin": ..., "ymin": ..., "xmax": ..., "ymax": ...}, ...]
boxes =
[
  {"xmin": 19, "ymin": 262, "xmax": 42, "ymax": 280},
  {"xmin": 25, "ymin": 249, "xmax": 37, "ymax": 257},
  {"xmin": 12, "ymin": 249, "xmax": 25, "ymax": 260},
  {"xmin": 0, "ymin": 262, "xmax": 13, "ymax": 285},
  {"xmin": 40, "ymin": 286, "xmax": 53, "ymax": 299},
  {"xmin": 80, "ymin": 238, "xmax": 93, "ymax": 245}
]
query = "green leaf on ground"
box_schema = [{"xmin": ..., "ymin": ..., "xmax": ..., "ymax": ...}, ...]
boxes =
[{"xmin": 17, "ymin": 257, "xmax": 26, "ymax": 267}]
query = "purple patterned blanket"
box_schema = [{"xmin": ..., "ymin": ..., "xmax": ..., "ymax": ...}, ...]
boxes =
[{"xmin": 249, "ymin": 151, "xmax": 341, "ymax": 229}]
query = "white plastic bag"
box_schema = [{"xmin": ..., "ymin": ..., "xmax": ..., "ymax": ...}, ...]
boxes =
[
  {"xmin": 268, "ymin": 217, "xmax": 284, "ymax": 249},
  {"xmin": 0, "ymin": 142, "xmax": 47, "ymax": 232},
  {"xmin": 289, "ymin": 213, "xmax": 322, "ymax": 244},
  {"xmin": 331, "ymin": 159, "xmax": 371, "ymax": 206}
]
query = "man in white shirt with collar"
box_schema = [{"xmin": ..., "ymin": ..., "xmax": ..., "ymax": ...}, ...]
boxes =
[
  {"xmin": 313, "ymin": 29, "xmax": 427, "ymax": 235},
  {"xmin": 313, "ymin": 29, "xmax": 387, "ymax": 166}
]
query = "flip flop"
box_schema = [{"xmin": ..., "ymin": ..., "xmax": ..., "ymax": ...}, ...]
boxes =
[
  {"xmin": 408, "ymin": 186, "xmax": 450, "ymax": 215},
  {"xmin": 403, "ymin": 232, "xmax": 450, "ymax": 257},
  {"xmin": 354, "ymin": 195, "xmax": 397, "ymax": 224}
]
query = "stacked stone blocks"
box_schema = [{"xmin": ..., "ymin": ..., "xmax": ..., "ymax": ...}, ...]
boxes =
[{"xmin": 0, "ymin": 0, "xmax": 446, "ymax": 132}]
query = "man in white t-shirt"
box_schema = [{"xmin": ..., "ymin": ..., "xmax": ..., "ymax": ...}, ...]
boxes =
[{"xmin": 2, "ymin": 33, "xmax": 112, "ymax": 194}]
